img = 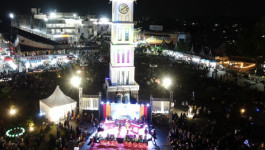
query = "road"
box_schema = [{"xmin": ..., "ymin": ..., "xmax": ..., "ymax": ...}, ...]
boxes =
[{"xmin": 208, "ymin": 68, "xmax": 264, "ymax": 92}]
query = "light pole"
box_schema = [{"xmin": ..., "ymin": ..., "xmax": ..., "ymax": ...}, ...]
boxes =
[
  {"xmin": 70, "ymin": 76, "xmax": 81, "ymax": 113},
  {"xmin": 162, "ymin": 77, "xmax": 173, "ymax": 124},
  {"xmin": 9, "ymin": 105, "xmax": 16, "ymax": 116},
  {"xmin": 9, "ymin": 13, "xmax": 14, "ymax": 41}
]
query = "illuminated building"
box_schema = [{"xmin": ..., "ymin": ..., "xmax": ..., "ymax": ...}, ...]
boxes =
[{"xmin": 105, "ymin": 0, "xmax": 139, "ymax": 103}]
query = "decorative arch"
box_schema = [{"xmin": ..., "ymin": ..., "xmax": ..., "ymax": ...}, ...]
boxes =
[
  {"xmin": 124, "ymin": 93, "xmax": 130, "ymax": 104},
  {"xmin": 116, "ymin": 93, "xmax": 123, "ymax": 103}
]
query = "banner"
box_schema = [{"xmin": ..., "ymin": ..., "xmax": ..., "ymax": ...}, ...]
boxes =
[{"xmin": 9, "ymin": 42, "xmax": 16, "ymax": 55}]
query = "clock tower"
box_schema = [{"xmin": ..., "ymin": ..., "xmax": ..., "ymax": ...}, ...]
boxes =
[{"xmin": 105, "ymin": 0, "xmax": 139, "ymax": 103}]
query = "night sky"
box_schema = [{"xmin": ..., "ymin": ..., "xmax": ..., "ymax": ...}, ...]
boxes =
[{"xmin": 0, "ymin": 0, "xmax": 265, "ymax": 19}]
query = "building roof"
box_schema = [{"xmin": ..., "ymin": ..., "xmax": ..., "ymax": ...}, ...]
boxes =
[
  {"xmin": 40, "ymin": 86, "xmax": 76, "ymax": 108},
  {"xmin": 17, "ymin": 27, "xmax": 59, "ymax": 46},
  {"xmin": 19, "ymin": 44, "xmax": 51, "ymax": 51}
]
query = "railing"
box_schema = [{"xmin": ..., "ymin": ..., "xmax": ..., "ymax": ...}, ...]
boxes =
[
  {"xmin": 19, "ymin": 26, "xmax": 53, "ymax": 39},
  {"xmin": 82, "ymin": 95, "xmax": 100, "ymax": 98}
]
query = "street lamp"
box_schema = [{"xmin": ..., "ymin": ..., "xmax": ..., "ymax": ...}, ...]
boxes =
[
  {"xmin": 100, "ymin": 17, "xmax": 109, "ymax": 24},
  {"xmin": 9, "ymin": 13, "xmax": 14, "ymax": 19},
  {"xmin": 28, "ymin": 121, "xmax": 35, "ymax": 132},
  {"xmin": 9, "ymin": 13, "xmax": 14, "ymax": 41},
  {"xmin": 162, "ymin": 77, "xmax": 172, "ymax": 89},
  {"xmin": 161, "ymin": 77, "xmax": 173, "ymax": 123},
  {"xmin": 76, "ymin": 70, "xmax": 81, "ymax": 74},
  {"xmin": 241, "ymin": 108, "xmax": 246, "ymax": 114},
  {"xmin": 70, "ymin": 76, "xmax": 81, "ymax": 88},
  {"xmin": 9, "ymin": 105, "xmax": 16, "ymax": 116},
  {"xmin": 50, "ymin": 12, "xmax": 56, "ymax": 19},
  {"xmin": 70, "ymin": 76, "xmax": 82, "ymax": 113}
]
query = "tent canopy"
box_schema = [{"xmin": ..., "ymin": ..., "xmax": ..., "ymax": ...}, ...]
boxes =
[{"xmin": 40, "ymin": 86, "xmax": 76, "ymax": 108}]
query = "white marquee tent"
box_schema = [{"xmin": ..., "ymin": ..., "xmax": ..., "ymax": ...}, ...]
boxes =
[{"xmin": 39, "ymin": 86, "xmax": 76, "ymax": 122}]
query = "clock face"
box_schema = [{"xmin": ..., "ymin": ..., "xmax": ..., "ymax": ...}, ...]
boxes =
[{"xmin": 119, "ymin": 3, "xmax": 129, "ymax": 14}]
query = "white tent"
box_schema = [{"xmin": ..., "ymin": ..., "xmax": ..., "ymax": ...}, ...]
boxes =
[{"xmin": 39, "ymin": 86, "xmax": 77, "ymax": 122}]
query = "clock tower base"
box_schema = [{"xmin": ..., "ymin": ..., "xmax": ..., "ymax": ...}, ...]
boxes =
[{"xmin": 105, "ymin": 78, "xmax": 139, "ymax": 103}]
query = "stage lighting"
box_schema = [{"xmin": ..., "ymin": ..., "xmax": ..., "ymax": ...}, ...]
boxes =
[
  {"xmin": 101, "ymin": 102, "xmax": 104, "ymax": 104},
  {"xmin": 107, "ymin": 101, "xmax": 110, "ymax": 105},
  {"xmin": 147, "ymin": 104, "xmax": 150, "ymax": 106}
]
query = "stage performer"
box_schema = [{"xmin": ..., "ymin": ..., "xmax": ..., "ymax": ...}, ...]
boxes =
[
  {"xmin": 126, "ymin": 122, "xmax": 130, "ymax": 134},
  {"xmin": 118, "ymin": 123, "xmax": 122, "ymax": 135},
  {"xmin": 144, "ymin": 127, "xmax": 148, "ymax": 136}
]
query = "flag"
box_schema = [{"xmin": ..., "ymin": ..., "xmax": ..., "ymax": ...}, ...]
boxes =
[
  {"xmin": 9, "ymin": 42, "xmax": 16, "ymax": 55},
  {"xmin": 199, "ymin": 46, "xmax": 205, "ymax": 56},
  {"xmin": 190, "ymin": 44, "xmax": 194, "ymax": 54},
  {"xmin": 208, "ymin": 49, "xmax": 212, "ymax": 56}
]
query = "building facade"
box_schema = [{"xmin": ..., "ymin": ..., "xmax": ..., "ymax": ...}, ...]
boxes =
[{"xmin": 105, "ymin": 0, "xmax": 139, "ymax": 103}]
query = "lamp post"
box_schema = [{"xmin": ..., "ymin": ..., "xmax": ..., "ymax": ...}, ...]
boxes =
[
  {"xmin": 9, "ymin": 105, "xmax": 16, "ymax": 116},
  {"xmin": 9, "ymin": 13, "xmax": 14, "ymax": 41},
  {"xmin": 162, "ymin": 77, "xmax": 173, "ymax": 124},
  {"xmin": 70, "ymin": 76, "xmax": 81, "ymax": 113}
]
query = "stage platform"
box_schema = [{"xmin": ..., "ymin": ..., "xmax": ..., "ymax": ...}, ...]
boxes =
[
  {"xmin": 90, "ymin": 143, "xmax": 146, "ymax": 150},
  {"xmin": 89, "ymin": 120, "xmax": 151, "ymax": 149}
]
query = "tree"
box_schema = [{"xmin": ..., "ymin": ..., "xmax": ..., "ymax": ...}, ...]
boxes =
[
  {"xmin": 254, "ymin": 16, "xmax": 265, "ymax": 57},
  {"xmin": 175, "ymin": 40, "xmax": 190, "ymax": 52},
  {"xmin": 236, "ymin": 16, "xmax": 265, "ymax": 57},
  {"xmin": 99, "ymin": 42, "xmax": 109, "ymax": 54},
  {"xmin": 135, "ymin": 43, "xmax": 150, "ymax": 53}
]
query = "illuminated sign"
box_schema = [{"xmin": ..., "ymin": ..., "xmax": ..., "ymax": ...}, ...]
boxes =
[{"xmin": 111, "ymin": 103, "xmax": 140, "ymax": 120}]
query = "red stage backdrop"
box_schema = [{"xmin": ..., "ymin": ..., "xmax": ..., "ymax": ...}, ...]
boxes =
[{"xmin": 102, "ymin": 104, "xmax": 148, "ymax": 120}]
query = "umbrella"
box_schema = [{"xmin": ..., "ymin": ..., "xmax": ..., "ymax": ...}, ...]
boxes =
[
  {"xmin": 1, "ymin": 53, "xmax": 8, "ymax": 57},
  {"xmin": 4, "ymin": 56, "xmax": 15, "ymax": 62}
]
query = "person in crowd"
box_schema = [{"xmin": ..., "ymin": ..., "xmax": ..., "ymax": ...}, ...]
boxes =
[{"xmin": 151, "ymin": 129, "xmax": 157, "ymax": 145}]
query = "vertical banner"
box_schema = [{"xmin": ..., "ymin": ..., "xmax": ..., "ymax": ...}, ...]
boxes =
[
  {"xmin": 144, "ymin": 106, "xmax": 148, "ymax": 120},
  {"xmin": 140, "ymin": 105, "xmax": 144, "ymax": 118},
  {"xmin": 106, "ymin": 104, "xmax": 111, "ymax": 117},
  {"xmin": 103, "ymin": 104, "xmax": 106, "ymax": 119}
]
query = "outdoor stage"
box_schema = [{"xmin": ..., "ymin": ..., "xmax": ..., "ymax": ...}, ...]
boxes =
[
  {"xmin": 89, "ymin": 120, "xmax": 152, "ymax": 149},
  {"xmin": 88, "ymin": 102, "xmax": 151, "ymax": 149}
]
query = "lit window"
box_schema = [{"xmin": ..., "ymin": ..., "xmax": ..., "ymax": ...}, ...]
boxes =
[
  {"xmin": 127, "ymin": 50, "xmax": 130, "ymax": 63},
  {"xmin": 117, "ymin": 50, "xmax": 120, "ymax": 63},
  {"xmin": 117, "ymin": 71, "xmax": 120, "ymax": 84},
  {"xmin": 122, "ymin": 51, "xmax": 125, "ymax": 63},
  {"xmin": 126, "ymin": 71, "xmax": 129, "ymax": 84},
  {"xmin": 125, "ymin": 28, "xmax": 129, "ymax": 41},
  {"xmin": 118, "ymin": 28, "xmax": 122, "ymax": 41}
]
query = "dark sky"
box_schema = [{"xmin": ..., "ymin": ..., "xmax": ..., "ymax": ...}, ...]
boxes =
[{"xmin": 1, "ymin": 0, "xmax": 265, "ymax": 19}]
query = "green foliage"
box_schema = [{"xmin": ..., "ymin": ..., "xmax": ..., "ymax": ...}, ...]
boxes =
[
  {"xmin": 236, "ymin": 16, "xmax": 265, "ymax": 57},
  {"xmin": 135, "ymin": 43, "xmax": 151, "ymax": 53},
  {"xmin": 175, "ymin": 40, "xmax": 190, "ymax": 52},
  {"xmin": 99, "ymin": 42, "xmax": 109, "ymax": 54},
  {"xmin": 1, "ymin": 86, "xmax": 11, "ymax": 94}
]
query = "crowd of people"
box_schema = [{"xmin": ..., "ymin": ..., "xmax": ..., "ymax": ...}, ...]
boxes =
[{"xmin": 168, "ymin": 113, "xmax": 265, "ymax": 149}]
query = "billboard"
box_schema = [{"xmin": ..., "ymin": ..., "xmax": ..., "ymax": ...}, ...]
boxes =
[
  {"xmin": 149, "ymin": 25, "xmax": 163, "ymax": 31},
  {"xmin": 111, "ymin": 103, "xmax": 140, "ymax": 120}
]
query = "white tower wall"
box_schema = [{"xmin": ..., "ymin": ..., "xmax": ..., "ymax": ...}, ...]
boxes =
[{"xmin": 106, "ymin": 0, "xmax": 139, "ymax": 103}]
